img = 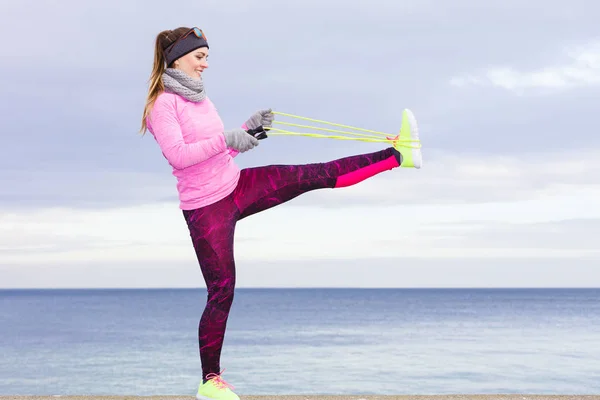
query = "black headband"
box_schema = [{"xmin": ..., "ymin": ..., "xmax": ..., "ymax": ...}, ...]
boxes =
[{"xmin": 164, "ymin": 29, "xmax": 209, "ymax": 66}]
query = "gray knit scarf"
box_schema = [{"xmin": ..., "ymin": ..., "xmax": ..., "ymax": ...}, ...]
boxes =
[{"xmin": 162, "ymin": 68, "xmax": 206, "ymax": 102}]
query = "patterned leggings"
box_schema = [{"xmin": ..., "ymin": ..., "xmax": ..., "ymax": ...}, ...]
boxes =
[{"xmin": 182, "ymin": 147, "xmax": 400, "ymax": 380}]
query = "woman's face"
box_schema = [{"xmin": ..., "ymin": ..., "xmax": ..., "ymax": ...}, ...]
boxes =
[{"xmin": 173, "ymin": 47, "xmax": 209, "ymax": 79}]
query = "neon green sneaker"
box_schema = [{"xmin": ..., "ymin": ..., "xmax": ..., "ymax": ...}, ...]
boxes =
[
  {"xmin": 388, "ymin": 108, "xmax": 422, "ymax": 169},
  {"xmin": 196, "ymin": 372, "xmax": 239, "ymax": 400}
]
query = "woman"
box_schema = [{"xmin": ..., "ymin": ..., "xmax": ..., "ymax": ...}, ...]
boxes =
[{"xmin": 141, "ymin": 26, "xmax": 422, "ymax": 400}]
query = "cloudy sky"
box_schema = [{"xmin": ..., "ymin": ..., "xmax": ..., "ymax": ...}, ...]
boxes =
[{"xmin": 1, "ymin": 0, "xmax": 598, "ymax": 288}]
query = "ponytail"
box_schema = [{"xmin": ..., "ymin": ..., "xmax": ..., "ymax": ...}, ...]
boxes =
[{"xmin": 140, "ymin": 27, "xmax": 189, "ymax": 134}]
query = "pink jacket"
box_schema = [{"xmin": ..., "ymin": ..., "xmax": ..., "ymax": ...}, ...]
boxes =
[{"xmin": 146, "ymin": 92, "xmax": 242, "ymax": 210}]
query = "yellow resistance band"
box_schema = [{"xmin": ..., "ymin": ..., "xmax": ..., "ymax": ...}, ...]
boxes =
[
  {"xmin": 267, "ymin": 128, "xmax": 389, "ymax": 143},
  {"xmin": 268, "ymin": 111, "xmax": 420, "ymax": 149}
]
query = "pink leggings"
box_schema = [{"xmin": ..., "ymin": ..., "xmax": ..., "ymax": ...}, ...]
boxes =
[{"xmin": 182, "ymin": 147, "xmax": 401, "ymax": 380}]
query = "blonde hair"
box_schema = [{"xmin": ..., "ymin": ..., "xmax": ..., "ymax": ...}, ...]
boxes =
[{"xmin": 140, "ymin": 27, "xmax": 190, "ymax": 134}]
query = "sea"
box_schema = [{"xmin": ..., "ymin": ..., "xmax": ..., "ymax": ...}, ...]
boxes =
[{"xmin": 1, "ymin": 288, "xmax": 599, "ymax": 396}]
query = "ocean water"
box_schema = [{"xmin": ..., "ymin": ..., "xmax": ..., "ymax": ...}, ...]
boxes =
[{"xmin": 1, "ymin": 288, "xmax": 599, "ymax": 395}]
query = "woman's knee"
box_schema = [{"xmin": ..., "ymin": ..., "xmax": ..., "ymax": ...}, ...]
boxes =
[{"xmin": 207, "ymin": 278, "xmax": 236, "ymax": 309}]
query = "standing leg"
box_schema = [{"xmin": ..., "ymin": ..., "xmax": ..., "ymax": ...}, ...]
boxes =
[
  {"xmin": 234, "ymin": 147, "xmax": 401, "ymax": 219},
  {"xmin": 182, "ymin": 193, "xmax": 239, "ymax": 384}
]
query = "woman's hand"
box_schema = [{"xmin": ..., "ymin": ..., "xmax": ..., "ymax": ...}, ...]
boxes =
[
  {"xmin": 245, "ymin": 109, "xmax": 274, "ymax": 130},
  {"xmin": 223, "ymin": 128, "xmax": 259, "ymax": 153}
]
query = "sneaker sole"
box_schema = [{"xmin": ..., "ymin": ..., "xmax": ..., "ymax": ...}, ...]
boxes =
[
  {"xmin": 197, "ymin": 395, "xmax": 239, "ymax": 400},
  {"xmin": 399, "ymin": 108, "xmax": 422, "ymax": 169}
]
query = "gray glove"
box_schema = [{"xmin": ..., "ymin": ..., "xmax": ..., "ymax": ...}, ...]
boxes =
[
  {"xmin": 223, "ymin": 128, "xmax": 259, "ymax": 153},
  {"xmin": 245, "ymin": 108, "xmax": 274, "ymax": 130}
]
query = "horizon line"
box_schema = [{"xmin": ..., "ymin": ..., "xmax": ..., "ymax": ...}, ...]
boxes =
[{"xmin": 1, "ymin": 286, "xmax": 599, "ymax": 291}]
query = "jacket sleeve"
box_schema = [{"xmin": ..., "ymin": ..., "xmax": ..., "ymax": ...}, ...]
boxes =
[
  {"xmin": 148, "ymin": 95, "xmax": 227, "ymax": 170},
  {"xmin": 228, "ymin": 147, "xmax": 240, "ymax": 158}
]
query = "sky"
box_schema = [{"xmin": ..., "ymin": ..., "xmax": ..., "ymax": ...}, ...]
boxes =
[{"xmin": 1, "ymin": 0, "xmax": 599, "ymax": 288}]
